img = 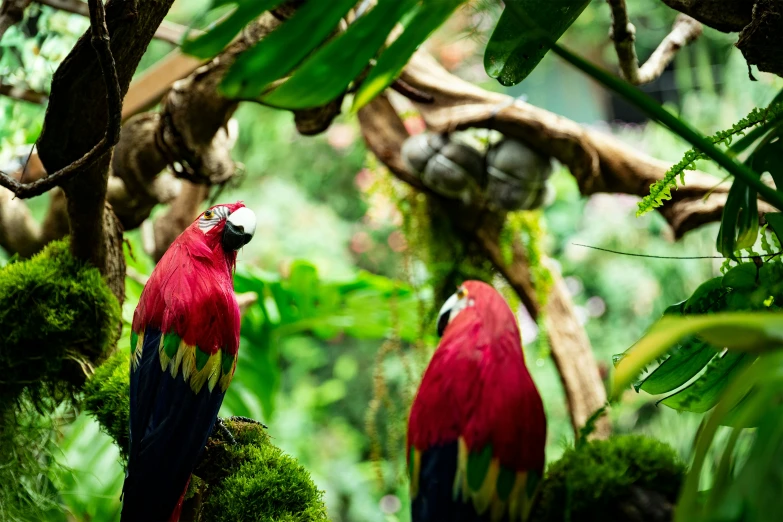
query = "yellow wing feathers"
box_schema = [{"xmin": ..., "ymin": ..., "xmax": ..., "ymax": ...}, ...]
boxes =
[{"xmin": 132, "ymin": 329, "xmax": 236, "ymax": 394}]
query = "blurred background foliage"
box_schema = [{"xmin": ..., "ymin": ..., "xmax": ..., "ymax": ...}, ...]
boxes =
[{"xmin": 2, "ymin": 0, "xmax": 783, "ymax": 521}]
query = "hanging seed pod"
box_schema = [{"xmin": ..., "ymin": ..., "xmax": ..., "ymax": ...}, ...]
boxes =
[
  {"xmin": 486, "ymin": 138, "xmax": 554, "ymax": 211},
  {"xmin": 401, "ymin": 132, "xmax": 485, "ymax": 205}
]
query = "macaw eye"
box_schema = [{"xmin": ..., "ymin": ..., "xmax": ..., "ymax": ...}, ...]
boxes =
[{"xmin": 199, "ymin": 206, "xmax": 229, "ymax": 233}]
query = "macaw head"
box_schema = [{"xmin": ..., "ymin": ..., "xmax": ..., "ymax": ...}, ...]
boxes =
[
  {"xmin": 194, "ymin": 201, "xmax": 257, "ymax": 253},
  {"xmin": 436, "ymin": 280, "xmax": 519, "ymax": 341}
]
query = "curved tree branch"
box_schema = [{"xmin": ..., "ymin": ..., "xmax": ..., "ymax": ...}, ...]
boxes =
[{"xmin": 396, "ymin": 51, "xmax": 773, "ymax": 238}]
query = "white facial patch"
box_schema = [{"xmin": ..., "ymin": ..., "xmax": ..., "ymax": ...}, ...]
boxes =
[{"xmin": 227, "ymin": 207, "xmax": 257, "ymax": 238}]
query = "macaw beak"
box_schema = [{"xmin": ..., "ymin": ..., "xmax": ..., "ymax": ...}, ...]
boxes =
[{"xmin": 222, "ymin": 207, "xmax": 256, "ymax": 251}]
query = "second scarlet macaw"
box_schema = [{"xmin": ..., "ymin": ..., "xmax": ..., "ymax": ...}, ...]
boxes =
[
  {"xmin": 408, "ymin": 280, "xmax": 547, "ymax": 522},
  {"xmin": 121, "ymin": 202, "xmax": 256, "ymax": 522}
]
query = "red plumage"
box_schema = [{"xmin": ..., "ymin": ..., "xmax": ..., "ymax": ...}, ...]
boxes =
[
  {"xmin": 132, "ymin": 201, "xmax": 244, "ymax": 356},
  {"xmin": 408, "ymin": 280, "xmax": 546, "ymax": 521}
]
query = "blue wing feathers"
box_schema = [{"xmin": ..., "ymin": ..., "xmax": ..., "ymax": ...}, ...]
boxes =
[
  {"xmin": 121, "ymin": 326, "xmax": 225, "ymax": 522},
  {"xmin": 413, "ymin": 442, "xmax": 487, "ymax": 522}
]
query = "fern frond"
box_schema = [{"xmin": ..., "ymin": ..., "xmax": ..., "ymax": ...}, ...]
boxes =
[{"xmin": 637, "ymin": 104, "xmax": 783, "ymax": 217}]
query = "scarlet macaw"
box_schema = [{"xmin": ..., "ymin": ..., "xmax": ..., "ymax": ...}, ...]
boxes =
[
  {"xmin": 121, "ymin": 202, "xmax": 256, "ymax": 521},
  {"xmin": 408, "ymin": 280, "xmax": 547, "ymax": 522}
]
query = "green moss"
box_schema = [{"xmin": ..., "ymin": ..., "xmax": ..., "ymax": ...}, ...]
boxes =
[
  {"xmin": 531, "ymin": 435, "xmax": 686, "ymax": 522},
  {"xmin": 82, "ymin": 350, "xmax": 131, "ymax": 461},
  {"xmin": 198, "ymin": 420, "xmax": 328, "ymax": 521},
  {"xmin": 83, "ymin": 358, "xmax": 327, "ymax": 521},
  {"xmin": 0, "ymin": 238, "xmax": 121, "ymax": 405}
]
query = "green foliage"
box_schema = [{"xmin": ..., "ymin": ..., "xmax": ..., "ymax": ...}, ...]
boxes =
[
  {"xmin": 613, "ymin": 253, "xmax": 783, "ymax": 408},
  {"xmin": 0, "ymin": 403, "xmax": 61, "ymax": 522},
  {"xmin": 262, "ymin": 0, "xmax": 418, "ymax": 110},
  {"xmin": 82, "ymin": 350, "xmax": 131, "ymax": 461},
  {"xmin": 0, "ymin": 238, "xmax": 121, "ymax": 406},
  {"xmin": 197, "ymin": 420, "xmax": 328, "ymax": 521},
  {"xmin": 231, "ymin": 261, "xmax": 426, "ymax": 419},
  {"xmin": 184, "ymin": 0, "xmax": 460, "ymax": 110},
  {"xmin": 531, "ymin": 435, "xmax": 685, "ymax": 522},
  {"xmin": 220, "ymin": 0, "xmax": 358, "ymax": 100},
  {"xmin": 484, "ymin": 0, "xmax": 590, "ymax": 86},
  {"xmin": 638, "ymin": 94, "xmax": 783, "ymax": 218},
  {"xmin": 676, "ymin": 351, "xmax": 783, "ymax": 522},
  {"xmin": 181, "ymin": 0, "xmax": 283, "ymax": 59},
  {"xmin": 351, "ymin": 0, "xmax": 464, "ymax": 111}
]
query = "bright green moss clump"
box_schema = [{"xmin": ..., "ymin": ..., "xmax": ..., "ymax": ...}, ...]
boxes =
[
  {"xmin": 531, "ymin": 435, "xmax": 686, "ymax": 522},
  {"xmin": 0, "ymin": 239, "xmax": 120, "ymax": 404},
  {"xmin": 83, "ymin": 350, "xmax": 131, "ymax": 460},
  {"xmin": 198, "ymin": 420, "xmax": 328, "ymax": 522}
]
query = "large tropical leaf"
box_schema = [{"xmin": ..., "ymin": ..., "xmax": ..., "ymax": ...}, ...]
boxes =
[
  {"xmin": 262, "ymin": 0, "xmax": 419, "ymax": 109},
  {"xmin": 675, "ymin": 351, "xmax": 783, "ymax": 522},
  {"xmin": 220, "ymin": 0, "xmax": 357, "ymax": 99},
  {"xmin": 351, "ymin": 0, "xmax": 465, "ymax": 111},
  {"xmin": 484, "ymin": 0, "xmax": 590, "ymax": 86},
  {"xmin": 181, "ymin": 0, "xmax": 284, "ymax": 59}
]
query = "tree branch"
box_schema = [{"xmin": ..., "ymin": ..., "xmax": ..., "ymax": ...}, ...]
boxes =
[
  {"xmin": 34, "ymin": 0, "xmax": 201, "ymax": 45},
  {"xmin": 0, "ymin": 0, "xmax": 121, "ymax": 200},
  {"xmin": 0, "ymin": 0, "xmax": 31, "ymax": 41},
  {"xmin": 608, "ymin": 2, "xmax": 702, "ymax": 85},
  {"xmin": 396, "ymin": 51, "xmax": 762, "ymax": 238},
  {"xmin": 35, "ymin": 0, "xmax": 175, "ymax": 271}
]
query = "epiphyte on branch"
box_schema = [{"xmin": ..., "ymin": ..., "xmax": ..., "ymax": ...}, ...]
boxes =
[
  {"xmin": 486, "ymin": 138, "xmax": 554, "ymax": 211},
  {"xmin": 401, "ymin": 132, "xmax": 485, "ymax": 205}
]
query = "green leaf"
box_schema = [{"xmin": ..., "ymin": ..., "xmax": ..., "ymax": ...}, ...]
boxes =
[
  {"xmin": 766, "ymin": 212, "xmax": 783, "ymax": 245},
  {"xmin": 262, "ymin": 0, "xmax": 419, "ymax": 110},
  {"xmin": 637, "ymin": 337, "xmax": 717, "ymax": 395},
  {"xmin": 676, "ymin": 352, "xmax": 783, "ymax": 522},
  {"xmin": 716, "ymin": 180, "xmax": 746, "ymax": 259},
  {"xmin": 351, "ymin": 0, "xmax": 464, "ymax": 111},
  {"xmin": 220, "ymin": 0, "xmax": 357, "ymax": 99},
  {"xmin": 181, "ymin": 0, "xmax": 283, "ymax": 59},
  {"xmin": 484, "ymin": 0, "xmax": 590, "ymax": 86},
  {"xmin": 611, "ymin": 312, "xmax": 783, "ymax": 400},
  {"xmin": 722, "ymin": 263, "xmax": 757, "ymax": 290},
  {"xmin": 659, "ymin": 352, "xmax": 752, "ymax": 413},
  {"xmin": 683, "ymin": 277, "xmax": 726, "ymax": 312}
]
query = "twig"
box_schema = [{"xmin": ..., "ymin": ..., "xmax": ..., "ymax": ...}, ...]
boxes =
[
  {"xmin": 33, "ymin": 0, "xmax": 201, "ymax": 45},
  {"xmin": 0, "ymin": 0, "xmax": 121, "ymax": 199},
  {"xmin": 608, "ymin": 0, "xmax": 702, "ymax": 85},
  {"xmin": 390, "ymin": 78, "xmax": 434, "ymax": 104},
  {"xmin": 0, "ymin": 83, "xmax": 48, "ymax": 105}
]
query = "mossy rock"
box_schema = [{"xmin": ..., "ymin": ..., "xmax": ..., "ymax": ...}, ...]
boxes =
[
  {"xmin": 531, "ymin": 435, "xmax": 686, "ymax": 522},
  {"xmin": 83, "ymin": 354, "xmax": 327, "ymax": 521},
  {"xmin": 0, "ymin": 239, "xmax": 120, "ymax": 405}
]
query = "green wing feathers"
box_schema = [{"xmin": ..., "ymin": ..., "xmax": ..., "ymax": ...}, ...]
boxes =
[
  {"xmin": 455, "ymin": 438, "xmax": 540, "ymax": 522},
  {"xmin": 131, "ymin": 329, "xmax": 236, "ymax": 394}
]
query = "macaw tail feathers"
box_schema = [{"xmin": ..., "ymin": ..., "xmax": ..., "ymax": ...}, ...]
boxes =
[{"xmin": 121, "ymin": 327, "xmax": 225, "ymax": 522}]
